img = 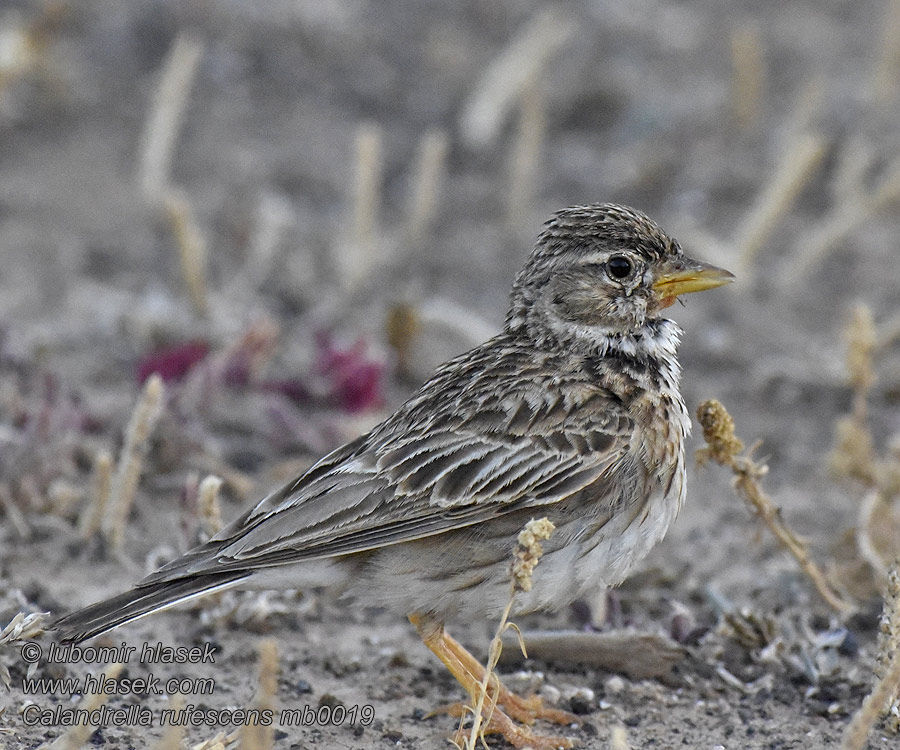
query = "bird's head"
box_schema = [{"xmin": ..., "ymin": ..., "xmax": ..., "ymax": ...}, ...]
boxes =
[{"xmin": 506, "ymin": 204, "xmax": 733, "ymax": 350}]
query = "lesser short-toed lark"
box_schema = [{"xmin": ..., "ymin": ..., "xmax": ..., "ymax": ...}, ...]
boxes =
[{"xmin": 56, "ymin": 204, "xmax": 733, "ymax": 748}]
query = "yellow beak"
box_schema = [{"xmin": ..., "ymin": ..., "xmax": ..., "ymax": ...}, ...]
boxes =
[{"xmin": 653, "ymin": 257, "xmax": 734, "ymax": 308}]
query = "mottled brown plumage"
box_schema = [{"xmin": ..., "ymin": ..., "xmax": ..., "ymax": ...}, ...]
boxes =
[{"xmin": 55, "ymin": 204, "xmax": 732, "ymax": 748}]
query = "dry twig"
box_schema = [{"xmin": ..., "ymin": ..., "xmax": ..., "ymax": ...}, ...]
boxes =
[
  {"xmin": 406, "ymin": 129, "xmax": 448, "ymax": 243},
  {"xmin": 240, "ymin": 639, "xmax": 279, "ymax": 750},
  {"xmin": 506, "ymin": 77, "xmax": 546, "ymax": 231},
  {"xmin": 735, "ymin": 131, "xmax": 827, "ymax": 270},
  {"xmin": 841, "ymin": 563, "xmax": 900, "ymax": 747},
  {"xmin": 151, "ymin": 694, "xmax": 184, "ymax": 750},
  {"xmin": 463, "ymin": 518, "xmax": 555, "ymax": 750},
  {"xmin": 39, "ymin": 662, "xmax": 123, "ymax": 750},
  {"xmin": 697, "ymin": 399, "xmax": 854, "ymax": 613},
  {"xmin": 609, "ymin": 725, "xmax": 630, "ymax": 750},
  {"xmin": 164, "ymin": 189, "xmax": 209, "ymax": 315},
  {"xmin": 787, "ymin": 157, "xmax": 900, "ymax": 279},
  {"xmin": 730, "ymin": 23, "xmax": 765, "ymax": 130},
  {"xmin": 102, "ymin": 374, "xmax": 165, "ymax": 549},
  {"xmin": 77, "ymin": 449, "xmax": 112, "ymax": 539},
  {"xmin": 137, "ymin": 33, "xmax": 204, "ymax": 199},
  {"xmin": 197, "ymin": 474, "xmax": 223, "ymax": 539},
  {"xmin": 874, "ymin": 0, "xmax": 900, "ymax": 102},
  {"xmin": 458, "ymin": 9, "xmax": 573, "ymax": 149}
]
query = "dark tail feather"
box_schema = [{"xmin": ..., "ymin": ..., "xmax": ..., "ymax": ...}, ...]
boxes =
[{"xmin": 53, "ymin": 571, "xmax": 249, "ymax": 643}]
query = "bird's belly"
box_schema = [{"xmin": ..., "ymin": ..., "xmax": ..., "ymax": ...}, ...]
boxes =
[{"xmin": 571, "ymin": 473, "xmax": 684, "ymax": 592}]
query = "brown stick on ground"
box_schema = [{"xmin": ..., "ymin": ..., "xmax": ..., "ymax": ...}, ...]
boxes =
[
  {"xmin": 696, "ymin": 399, "xmax": 855, "ymax": 614},
  {"xmin": 842, "ymin": 579, "xmax": 900, "ymax": 750}
]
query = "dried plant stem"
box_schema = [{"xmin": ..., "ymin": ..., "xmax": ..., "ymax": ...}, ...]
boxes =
[
  {"xmin": 874, "ymin": 0, "xmax": 900, "ymax": 101},
  {"xmin": 164, "ymin": 189, "xmax": 209, "ymax": 315},
  {"xmin": 735, "ymin": 131, "xmax": 827, "ymax": 270},
  {"xmin": 337, "ymin": 123, "xmax": 383, "ymax": 291},
  {"xmin": 730, "ymin": 23, "xmax": 765, "ymax": 130},
  {"xmin": 240, "ymin": 639, "xmax": 279, "ymax": 750},
  {"xmin": 152, "ymin": 693, "xmax": 184, "ymax": 750},
  {"xmin": 197, "ymin": 474, "xmax": 224, "ymax": 539},
  {"xmin": 464, "ymin": 518, "xmax": 554, "ymax": 750},
  {"xmin": 830, "ymin": 304, "xmax": 878, "ymax": 485},
  {"xmin": 506, "ymin": 77, "xmax": 546, "ymax": 231},
  {"xmin": 458, "ymin": 8, "xmax": 573, "ymax": 149},
  {"xmin": 102, "ymin": 374, "xmax": 165, "ymax": 549},
  {"xmin": 877, "ymin": 565, "xmax": 900, "ymax": 731},
  {"xmin": 697, "ymin": 400, "xmax": 854, "ymax": 613},
  {"xmin": 841, "ymin": 651, "xmax": 900, "ymax": 748},
  {"xmin": 609, "ymin": 725, "xmax": 631, "ymax": 750},
  {"xmin": 77, "ymin": 449, "xmax": 112, "ymax": 539},
  {"xmin": 0, "ymin": 483, "xmax": 29, "ymax": 539},
  {"xmin": 41, "ymin": 663, "xmax": 123, "ymax": 750},
  {"xmin": 406, "ymin": 129, "xmax": 449, "ymax": 243},
  {"xmin": 351, "ymin": 123, "xmax": 382, "ymax": 249},
  {"xmin": 832, "ymin": 138, "xmax": 874, "ymax": 204},
  {"xmin": 464, "ymin": 596, "xmax": 515, "ymax": 750},
  {"xmin": 191, "ymin": 730, "xmax": 240, "ymax": 750},
  {"xmin": 788, "ymin": 158, "xmax": 900, "ymax": 278},
  {"xmin": 138, "ymin": 34, "xmax": 204, "ymax": 199},
  {"xmin": 857, "ymin": 490, "xmax": 891, "ymax": 580}
]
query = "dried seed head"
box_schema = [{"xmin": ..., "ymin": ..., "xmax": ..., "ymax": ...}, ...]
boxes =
[
  {"xmin": 696, "ymin": 399, "xmax": 744, "ymax": 465},
  {"xmin": 198, "ymin": 475, "xmax": 224, "ymax": 538},
  {"xmin": 878, "ymin": 563, "xmax": 900, "ymax": 731},
  {"xmin": 512, "ymin": 517, "xmax": 555, "ymax": 593}
]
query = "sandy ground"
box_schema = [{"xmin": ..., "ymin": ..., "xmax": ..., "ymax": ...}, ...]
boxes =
[{"xmin": 2, "ymin": 1, "xmax": 900, "ymax": 748}]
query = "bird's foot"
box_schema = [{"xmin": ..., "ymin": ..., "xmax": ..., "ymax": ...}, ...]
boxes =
[
  {"xmin": 438, "ymin": 690, "xmax": 579, "ymax": 728},
  {"xmin": 448, "ymin": 703, "xmax": 575, "ymax": 749}
]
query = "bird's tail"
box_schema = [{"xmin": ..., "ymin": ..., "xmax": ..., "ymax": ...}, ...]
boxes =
[{"xmin": 53, "ymin": 571, "xmax": 249, "ymax": 643}]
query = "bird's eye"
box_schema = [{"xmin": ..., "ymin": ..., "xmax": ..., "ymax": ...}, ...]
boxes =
[{"xmin": 607, "ymin": 255, "xmax": 633, "ymax": 279}]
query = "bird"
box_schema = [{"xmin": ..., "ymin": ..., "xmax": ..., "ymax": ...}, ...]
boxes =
[{"xmin": 54, "ymin": 203, "xmax": 733, "ymax": 749}]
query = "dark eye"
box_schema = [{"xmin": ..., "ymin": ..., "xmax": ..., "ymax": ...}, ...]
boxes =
[{"xmin": 607, "ymin": 255, "xmax": 633, "ymax": 279}]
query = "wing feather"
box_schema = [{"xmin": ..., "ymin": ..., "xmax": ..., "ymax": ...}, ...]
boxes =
[{"xmin": 143, "ymin": 337, "xmax": 634, "ymax": 582}]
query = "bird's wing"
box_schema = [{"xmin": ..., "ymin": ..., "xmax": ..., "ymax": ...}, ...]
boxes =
[{"xmin": 145, "ymin": 344, "xmax": 634, "ymax": 581}]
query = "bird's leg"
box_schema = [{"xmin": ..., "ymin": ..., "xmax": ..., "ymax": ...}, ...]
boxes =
[
  {"xmin": 409, "ymin": 614, "xmax": 575, "ymax": 750},
  {"xmin": 440, "ymin": 627, "xmax": 581, "ymax": 727}
]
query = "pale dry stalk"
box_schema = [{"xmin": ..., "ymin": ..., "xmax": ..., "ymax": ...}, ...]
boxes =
[
  {"xmin": 336, "ymin": 123, "xmax": 384, "ymax": 291},
  {"xmin": 609, "ymin": 725, "xmax": 631, "ymax": 750},
  {"xmin": 406, "ymin": 129, "xmax": 449, "ymax": 243},
  {"xmin": 464, "ymin": 518, "xmax": 554, "ymax": 750},
  {"xmin": 138, "ymin": 33, "xmax": 204, "ymax": 198},
  {"xmin": 697, "ymin": 400, "xmax": 854, "ymax": 613},
  {"xmin": 788, "ymin": 158, "xmax": 900, "ymax": 279},
  {"xmin": 730, "ymin": 23, "xmax": 765, "ymax": 130},
  {"xmin": 458, "ymin": 8, "xmax": 573, "ymax": 149},
  {"xmin": 191, "ymin": 730, "xmax": 240, "ymax": 750},
  {"xmin": 841, "ymin": 649, "xmax": 900, "ymax": 748},
  {"xmin": 735, "ymin": 131, "xmax": 827, "ymax": 270},
  {"xmin": 102, "ymin": 375, "xmax": 165, "ymax": 549},
  {"xmin": 77, "ymin": 449, "xmax": 112, "ymax": 539},
  {"xmin": 873, "ymin": 0, "xmax": 900, "ymax": 101},
  {"xmin": 40, "ymin": 663, "xmax": 123, "ymax": 750},
  {"xmin": 151, "ymin": 693, "xmax": 184, "ymax": 750},
  {"xmin": 164, "ymin": 189, "xmax": 209, "ymax": 315},
  {"xmin": 240, "ymin": 639, "xmax": 279, "ymax": 750},
  {"xmin": 197, "ymin": 474, "xmax": 224, "ymax": 539},
  {"xmin": 506, "ymin": 76, "xmax": 546, "ymax": 231},
  {"xmin": 877, "ymin": 565, "xmax": 900, "ymax": 731}
]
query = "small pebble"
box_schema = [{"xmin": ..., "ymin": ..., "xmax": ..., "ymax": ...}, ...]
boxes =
[
  {"xmin": 318, "ymin": 693, "xmax": 344, "ymax": 709},
  {"xmin": 604, "ymin": 675, "xmax": 626, "ymax": 694},
  {"xmin": 539, "ymin": 684, "xmax": 561, "ymax": 705}
]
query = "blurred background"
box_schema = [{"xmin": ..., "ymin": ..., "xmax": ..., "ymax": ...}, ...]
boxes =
[{"xmin": 2, "ymin": 1, "xmax": 900, "ymax": 748}]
